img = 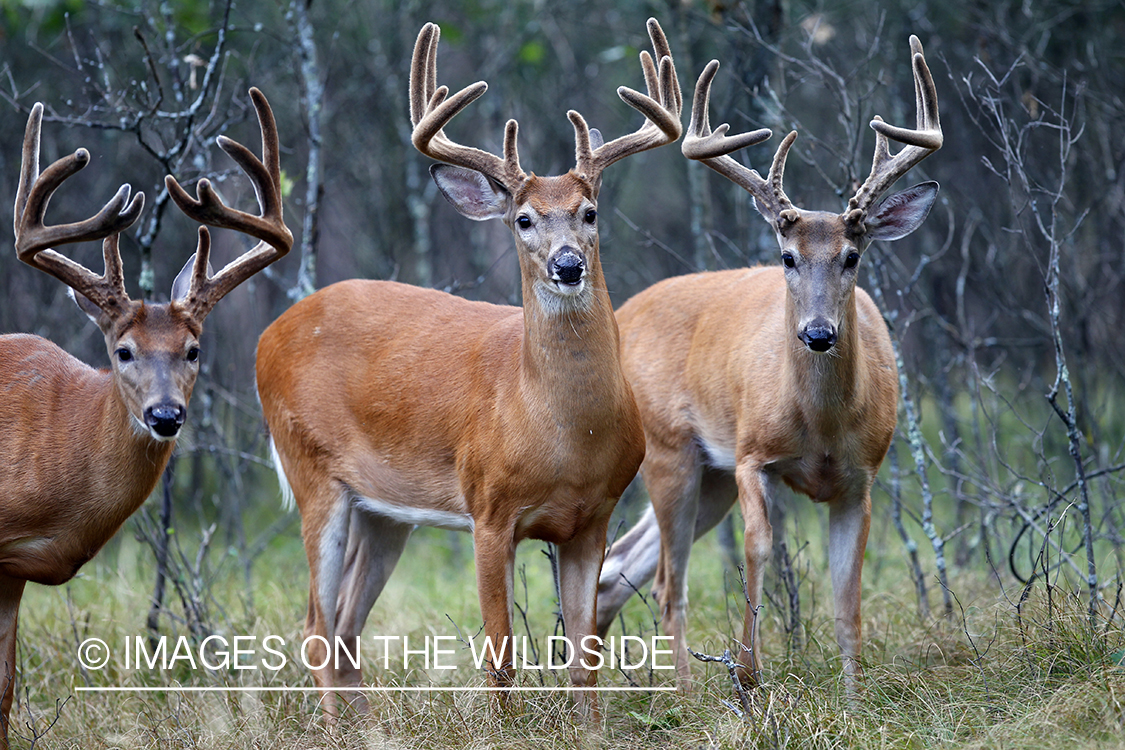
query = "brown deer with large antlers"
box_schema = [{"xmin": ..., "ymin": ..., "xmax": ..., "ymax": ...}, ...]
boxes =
[
  {"xmin": 255, "ymin": 19, "xmax": 681, "ymax": 719},
  {"xmin": 0, "ymin": 89, "xmax": 291, "ymax": 747},
  {"xmin": 596, "ymin": 37, "xmax": 942, "ymax": 693}
]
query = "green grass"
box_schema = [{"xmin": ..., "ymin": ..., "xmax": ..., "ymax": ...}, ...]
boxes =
[{"xmin": 9, "ymin": 515, "xmax": 1125, "ymax": 749}]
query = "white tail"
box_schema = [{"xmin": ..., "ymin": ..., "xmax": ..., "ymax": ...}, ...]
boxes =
[
  {"xmin": 0, "ymin": 89, "xmax": 291, "ymax": 747},
  {"xmin": 255, "ymin": 18, "xmax": 681, "ymax": 720},
  {"xmin": 596, "ymin": 36, "xmax": 942, "ymax": 693}
]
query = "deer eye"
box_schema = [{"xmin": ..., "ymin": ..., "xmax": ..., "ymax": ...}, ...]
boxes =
[
  {"xmin": 187, "ymin": 346, "xmax": 200, "ymax": 363},
  {"xmin": 844, "ymin": 251, "xmax": 860, "ymax": 269},
  {"xmin": 584, "ymin": 208, "xmax": 597, "ymax": 224},
  {"xmin": 517, "ymin": 215, "xmax": 532, "ymax": 230},
  {"xmin": 115, "ymin": 348, "xmax": 133, "ymax": 363},
  {"xmin": 781, "ymin": 252, "xmax": 796, "ymax": 269}
]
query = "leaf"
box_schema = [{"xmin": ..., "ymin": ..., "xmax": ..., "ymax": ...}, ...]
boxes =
[
  {"xmin": 518, "ymin": 41, "xmax": 545, "ymax": 65},
  {"xmin": 629, "ymin": 707, "xmax": 682, "ymax": 731},
  {"xmin": 279, "ymin": 170, "xmax": 295, "ymax": 201}
]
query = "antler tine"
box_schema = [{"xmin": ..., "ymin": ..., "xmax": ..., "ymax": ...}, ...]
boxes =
[
  {"xmin": 849, "ymin": 35, "xmax": 943, "ymax": 216},
  {"xmin": 681, "ymin": 59, "xmax": 795, "ymax": 223},
  {"xmin": 409, "ymin": 22, "xmax": 439, "ymax": 129},
  {"xmin": 166, "ymin": 87, "xmax": 292, "ymax": 320},
  {"xmin": 682, "ymin": 60, "xmax": 773, "ymax": 161},
  {"xmin": 409, "ymin": 23, "xmax": 526, "ymax": 191},
  {"xmin": 184, "ymin": 226, "xmax": 213, "ymax": 297},
  {"xmin": 577, "ymin": 18, "xmax": 683, "ymax": 183},
  {"xmin": 910, "ymin": 35, "xmax": 926, "ymax": 131},
  {"xmin": 645, "ymin": 17, "xmax": 682, "ymax": 115},
  {"xmin": 14, "ymin": 102, "xmax": 145, "ymax": 315}
]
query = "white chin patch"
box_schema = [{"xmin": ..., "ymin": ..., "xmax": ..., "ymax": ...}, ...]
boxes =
[
  {"xmin": 536, "ymin": 279, "xmax": 590, "ymax": 316},
  {"xmin": 552, "ymin": 278, "xmax": 585, "ymax": 296}
]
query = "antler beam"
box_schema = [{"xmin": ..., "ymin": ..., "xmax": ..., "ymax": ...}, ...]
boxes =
[
  {"xmin": 571, "ymin": 17, "xmax": 683, "ymax": 183},
  {"xmin": 13, "ymin": 103, "xmax": 145, "ymax": 315},
  {"xmin": 848, "ymin": 35, "xmax": 943, "ymax": 216},
  {"xmin": 409, "ymin": 23, "xmax": 527, "ymax": 192},
  {"xmin": 681, "ymin": 59, "xmax": 790, "ymax": 223},
  {"xmin": 165, "ymin": 87, "xmax": 292, "ymax": 319},
  {"xmin": 411, "ymin": 18, "xmax": 683, "ymax": 192}
]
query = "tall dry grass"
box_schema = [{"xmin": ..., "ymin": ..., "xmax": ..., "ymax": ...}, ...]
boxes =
[{"xmin": 8, "ymin": 519, "xmax": 1125, "ymax": 749}]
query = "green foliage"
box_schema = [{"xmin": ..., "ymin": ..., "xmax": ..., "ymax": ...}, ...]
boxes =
[
  {"xmin": 518, "ymin": 40, "xmax": 546, "ymax": 66},
  {"xmin": 164, "ymin": 0, "xmax": 211, "ymax": 37},
  {"xmin": 0, "ymin": 0, "xmax": 86, "ymax": 37},
  {"xmin": 431, "ymin": 18, "xmax": 464, "ymax": 45},
  {"xmin": 278, "ymin": 169, "xmax": 295, "ymax": 201},
  {"xmin": 628, "ymin": 705, "xmax": 685, "ymax": 731}
]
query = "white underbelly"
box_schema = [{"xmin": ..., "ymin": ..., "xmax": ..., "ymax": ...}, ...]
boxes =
[{"xmin": 699, "ymin": 434, "xmax": 737, "ymax": 471}]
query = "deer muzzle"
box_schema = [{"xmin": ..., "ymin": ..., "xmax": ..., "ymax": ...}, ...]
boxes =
[
  {"xmin": 548, "ymin": 248, "xmax": 586, "ymax": 289},
  {"xmin": 144, "ymin": 403, "xmax": 186, "ymax": 440},
  {"xmin": 799, "ymin": 319, "xmax": 837, "ymax": 353}
]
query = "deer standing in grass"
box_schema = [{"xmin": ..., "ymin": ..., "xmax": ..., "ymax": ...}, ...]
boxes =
[
  {"xmin": 255, "ymin": 19, "xmax": 681, "ymax": 719},
  {"xmin": 0, "ymin": 89, "xmax": 291, "ymax": 748},
  {"xmin": 596, "ymin": 37, "xmax": 942, "ymax": 693}
]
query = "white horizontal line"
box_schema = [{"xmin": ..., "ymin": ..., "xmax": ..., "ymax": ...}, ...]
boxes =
[{"xmin": 76, "ymin": 686, "xmax": 676, "ymax": 693}]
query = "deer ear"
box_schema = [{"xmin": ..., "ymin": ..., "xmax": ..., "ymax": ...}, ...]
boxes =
[
  {"xmin": 70, "ymin": 287, "xmax": 104, "ymax": 325},
  {"xmin": 864, "ymin": 181, "xmax": 939, "ymax": 242},
  {"xmin": 69, "ymin": 287, "xmax": 120, "ymax": 335},
  {"xmin": 171, "ymin": 253, "xmax": 214, "ymax": 303},
  {"xmin": 430, "ymin": 164, "xmax": 510, "ymax": 221}
]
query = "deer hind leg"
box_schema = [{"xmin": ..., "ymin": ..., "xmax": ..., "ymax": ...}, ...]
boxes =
[
  {"xmin": 596, "ymin": 464, "xmax": 738, "ymax": 641},
  {"xmin": 697, "ymin": 466, "xmax": 739, "ymax": 546},
  {"xmin": 0, "ymin": 576, "xmax": 26, "ymax": 750},
  {"xmin": 828, "ymin": 488, "xmax": 871, "ymax": 696},
  {"xmin": 635, "ymin": 446, "xmax": 705, "ymax": 688},
  {"xmin": 734, "ymin": 462, "xmax": 776, "ymax": 687},
  {"xmin": 596, "ymin": 504, "xmax": 661, "ymax": 637},
  {"xmin": 556, "ymin": 517, "xmax": 612, "ymax": 722},
  {"xmin": 330, "ymin": 506, "xmax": 413, "ymax": 715},
  {"xmin": 659, "ymin": 465, "xmax": 740, "ymax": 690},
  {"xmin": 297, "ymin": 482, "xmax": 351, "ymax": 719}
]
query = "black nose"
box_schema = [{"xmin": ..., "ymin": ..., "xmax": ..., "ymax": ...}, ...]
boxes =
[
  {"xmin": 800, "ymin": 324, "xmax": 837, "ymax": 352},
  {"xmin": 145, "ymin": 404, "xmax": 186, "ymax": 438},
  {"xmin": 548, "ymin": 250, "xmax": 585, "ymax": 285}
]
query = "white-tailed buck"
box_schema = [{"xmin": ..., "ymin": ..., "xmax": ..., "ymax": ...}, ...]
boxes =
[
  {"xmin": 596, "ymin": 36, "xmax": 942, "ymax": 693},
  {"xmin": 0, "ymin": 89, "xmax": 291, "ymax": 747},
  {"xmin": 255, "ymin": 19, "xmax": 681, "ymax": 719}
]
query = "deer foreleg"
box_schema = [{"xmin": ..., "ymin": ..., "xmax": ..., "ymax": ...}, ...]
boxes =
[
  {"xmin": 734, "ymin": 462, "xmax": 775, "ymax": 687},
  {"xmin": 557, "ymin": 517, "xmax": 610, "ymax": 722},
  {"xmin": 828, "ymin": 489, "xmax": 871, "ymax": 695},
  {"xmin": 473, "ymin": 524, "xmax": 516, "ymax": 693},
  {"xmin": 0, "ymin": 576, "xmax": 26, "ymax": 750}
]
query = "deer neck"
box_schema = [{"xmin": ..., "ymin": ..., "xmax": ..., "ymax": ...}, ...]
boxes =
[
  {"xmin": 96, "ymin": 371, "xmax": 176, "ymax": 515},
  {"xmin": 782, "ymin": 288, "xmax": 862, "ymax": 424},
  {"xmin": 518, "ymin": 254, "xmax": 624, "ymax": 418}
]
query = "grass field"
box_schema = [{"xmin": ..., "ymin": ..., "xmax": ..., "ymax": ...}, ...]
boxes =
[{"xmin": 9, "ymin": 502, "xmax": 1125, "ymax": 749}]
